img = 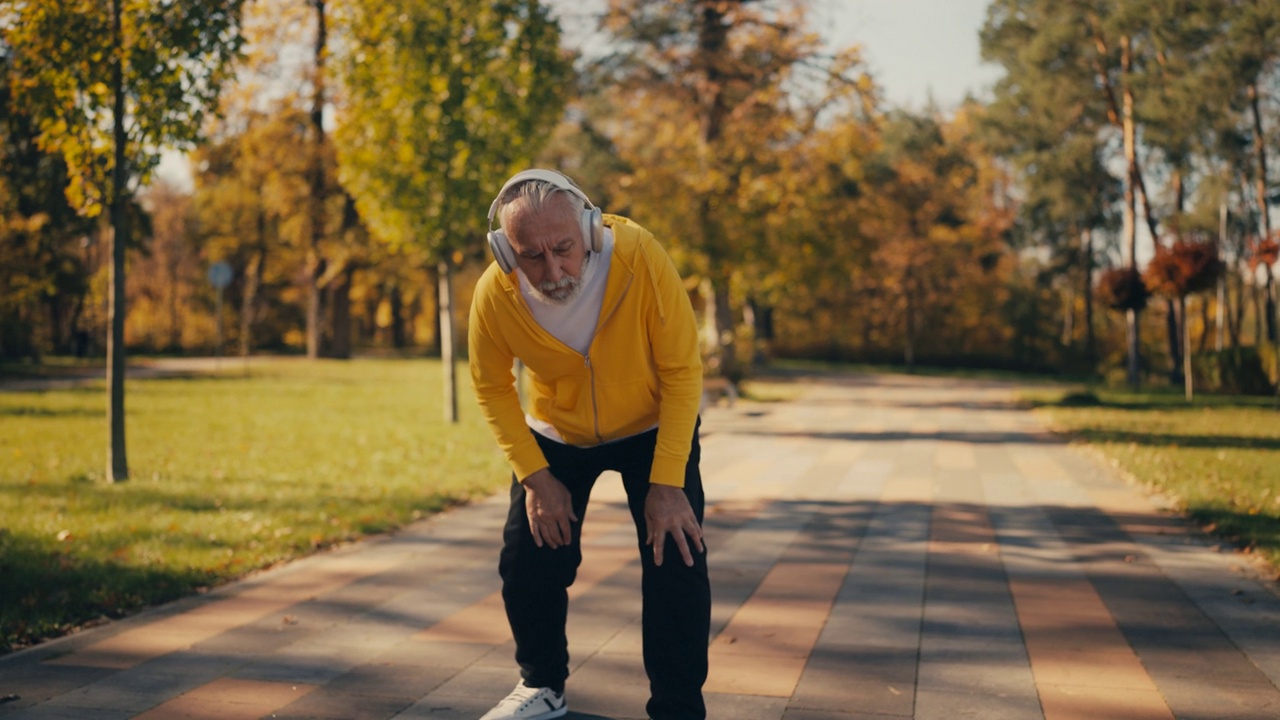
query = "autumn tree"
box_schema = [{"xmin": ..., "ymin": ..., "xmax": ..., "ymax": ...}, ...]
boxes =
[
  {"xmin": 192, "ymin": 104, "xmax": 317, "ymax": 356},
  {"xmin": 130, "ymin": 181, "xmax": 195, "ymax": 352},
  {"xmin": 0, "ymin": 47, "xmax": 97, "ymax": 360},
  {"xmin": 593, "ymin": 0, "xmax": 864, "ymax": 382},
  {"xmin": 2, "ymin": 0, "xmax": 246, "ymax": 481},
  {"xmin": 1145, "ymin": 237, "xmax": 1225, "ymax": 399},
  {"xmin": 334, "ymin": 0, "xmax": 571, "ymax": 421}
]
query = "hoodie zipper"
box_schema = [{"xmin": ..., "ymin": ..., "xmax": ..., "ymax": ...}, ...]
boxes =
[{"xmin": 583, "ymin": 273, "xmax": 634, "ymax": 444}]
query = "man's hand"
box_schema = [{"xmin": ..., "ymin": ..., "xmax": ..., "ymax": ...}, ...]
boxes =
[
  {"xmin": 522, "ymin": 468, "xmax": 578, "ymax": 549},
  {"xmin": 645, "ymin": 484, "xmax": 705, "ymax": 567}
]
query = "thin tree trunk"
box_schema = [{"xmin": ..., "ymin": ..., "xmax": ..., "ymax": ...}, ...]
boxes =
[
  {"xmin": 1248, "ymin": 82, "xmax": 1276, "ymax": 344},
  {"xmin": 167, "ymin": 251, "xmax": 181, "ymax": 352},
  {"xmin": 1121, "ymin": 37, "xmax": 1141, "ymax": 388},
  {"xmin": 904, "ymin": 269, "xmax": 916, "ymax": 370},
  {"xmin": 107, "ymin": 0, "xmax": 128, "ymax": 482},
  {"xmin": 437, "ymin": 259, "xmax": 457, "ymax": 423},
  {"xmin": 389, "ymin": 283, "xmax": 406, "ymax": 348},
  {"xmin": 1083, "ymin": 227, "xmax": 1096, "ymax": 363},
  {"xmin": 1182, "ymin": 296, "xmax": 1193, "ymax": 401},
  {"xmin": 240, "ymin": 210, "xmax": 266, "ymax": 358},
  {"xmin": 1126, "ymin": 308, "xmax": 1140, "ymax": 390},
  {"xmin": 1160, "ymin": 169, "xmax": 1183, "ymax": 384},
  {"xmin": 306, "ymin": 0, "xmax": 328, "ymax": 359},
  {"xmin": 1093, "ymin": 29, "xmax": 1145, "ymax": 387},
  {"xmin": 1228, "ymin": 270, "xmax": 1242, "ymax": 348},
  {"xmin": 712, "ymin": 269, "xmax": 737, "ymax": 381},
  {"xmin": 1199, "ymin": 292, "xmax": 1212, "ymax": 353},
  {"xmin": 1217, "ymin": 202, "xmax": 1227, "ymax": 351}
]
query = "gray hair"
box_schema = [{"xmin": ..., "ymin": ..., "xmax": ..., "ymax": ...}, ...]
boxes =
[{"xmin": 497, "ymin": 180, "xmax": 582, "ymax": 231}]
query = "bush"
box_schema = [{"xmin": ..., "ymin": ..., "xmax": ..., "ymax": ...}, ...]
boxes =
[{"xmin": 1192, "ymin": 346, "xmax": 1277, "ymax": 395}]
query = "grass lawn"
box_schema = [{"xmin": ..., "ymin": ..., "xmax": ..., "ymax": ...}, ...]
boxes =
[
  {"xmin": 1026, "ymin": 386, "xmax": 1280, "ymax": 575},
  {"xmin": 0, "ymin": 357, "xmax": 508, "ymax": 654}
]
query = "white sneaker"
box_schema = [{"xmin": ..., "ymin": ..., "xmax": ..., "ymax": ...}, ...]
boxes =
[{"xmin": 478, "ymin": 681, "xmax": 567, "ymax": 720}]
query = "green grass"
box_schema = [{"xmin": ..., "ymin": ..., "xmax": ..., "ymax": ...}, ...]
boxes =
[
  {"xmin": 0, "ymin": 358, "xmax": 508, "ymax": 653},
  {"xmin": 1026, "ymin": 385, "xmax": 1280, "ymax": 574}
]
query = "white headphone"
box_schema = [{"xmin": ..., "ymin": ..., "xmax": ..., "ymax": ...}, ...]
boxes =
[{"xmin": 486, "ymin": 169, "xmax": 604, "ymax": 274}]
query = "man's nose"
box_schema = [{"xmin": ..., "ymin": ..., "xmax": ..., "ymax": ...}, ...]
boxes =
[{"xmin": 544, "ymin": 255, "xmax": 563, "ymax": 282}]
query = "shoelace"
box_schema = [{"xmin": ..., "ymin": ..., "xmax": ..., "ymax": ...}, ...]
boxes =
[{"xmin": 498, "ymin": 684, "xmax": 545, "ymax": 709}]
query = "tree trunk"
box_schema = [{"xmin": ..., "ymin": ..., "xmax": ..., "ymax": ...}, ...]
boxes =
[
  {"xmin": 306, "ymin": 0, "xmax": 328, "ymax": 359},
  {"xmin": 1182, "ymin": 296, "xmax": 1193, "ymax": 401},
  {"xmin": 107, "ymin": 0, "xmax": 128, "ymax": 482},
  {"xmin": 904, "ymin": 271, "xmax": 916, "ymax": 370},
  {"xmin": 1120, "ymin": 37, "xmax": 1141, "ymax": 389},
  {"xmin": 1061, "ymin": 287, "xmax": 1074, "ymax": 347},
  {"xmin": 327, "ymin": 266, "xmax": 353, "ymax": 359},
  {"xmin": 1083, "ymin": 227, "xmax": 1096, "ymax": 363},
  {"xmin": 167, "ymin": 251, "xmax": 181, "ymax": 352},
  {"xmin": 1126, "ymin": 308, "xmax": 1140, "ymax": 390},
  {"xmin": 1248, "ymin": 82, "xmax": 1276, "ymax": 344},
  {"xmin": 694, "ymin": 5, "xmax": 738, "ymax": 382},
  {"xmin": 1200, "ymin": 291, "xmax": 1212, "ymax": 353},
  {"xmin": 1254, "ymin": 281, "xmax": 1265, "ymax": 344},
  {"xmin": 1217, "ymin": 202, "xmax": 1227, "ymax": 351},
  {"xmin": 389, "ymin": 283, "xmax": 406, "ymax": 348},
  {"xmin": 240, "ymin": 211, "xmax": 266, "ymax": 358},
  {"xmin": 711, "ymin": 268, "xmax": 737, "ymax": 382},
  {"xmin": 1161, "ymin": 169, "xmax": 1183, "ymax": 385},
  {"xmin": 438, "ymin": 259, "xmax": 458, "ymax": 423},
  {"xmin": 306, "ymin": 255, "xmax": 325, "ymax": 357}
]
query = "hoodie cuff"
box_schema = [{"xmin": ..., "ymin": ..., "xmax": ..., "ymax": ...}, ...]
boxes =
[{"xmin": 648, "ymin": 454, "xmax": 687, "ymax": 488}]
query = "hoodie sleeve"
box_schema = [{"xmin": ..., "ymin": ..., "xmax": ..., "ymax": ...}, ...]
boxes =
[
  {"xmin": 642, "ymin": 235, "xmax": 704, "ymax": 487},
  {"xmin": 468, "ymin": 267, "xmax": 549, "ymax": 482}
]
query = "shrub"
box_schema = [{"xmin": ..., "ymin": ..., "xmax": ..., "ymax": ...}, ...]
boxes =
[{"xmin": 1192, "ymin": 346, "xmax": 1277, "ymax": 395}]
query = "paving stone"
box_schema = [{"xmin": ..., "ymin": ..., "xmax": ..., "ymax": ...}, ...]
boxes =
[{"xmin": 0, "ymin": 663, "xmax": 112, "ymax": 709}]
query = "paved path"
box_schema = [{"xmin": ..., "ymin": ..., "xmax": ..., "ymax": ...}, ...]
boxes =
[{"xmin": 3, "ymin": 372, "xmax": 1279, "ymax": 719}]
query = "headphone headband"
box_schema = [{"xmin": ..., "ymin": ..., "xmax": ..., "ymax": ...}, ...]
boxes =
[{"xmin": 486, "ymin": 169, "xmax": 595, "ymax": 226}]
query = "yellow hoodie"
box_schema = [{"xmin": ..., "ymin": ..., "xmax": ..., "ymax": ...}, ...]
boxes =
[{"xmin": 468, "ymin": 215, "xmax": 703, "ymax": 487}]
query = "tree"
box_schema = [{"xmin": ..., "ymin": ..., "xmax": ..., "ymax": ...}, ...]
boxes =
[
  {"xmin": 2, "ymin": 0, "xmax": 246, "ymax": 480},
  {"xmin": 1144, "ymin": 237, "xmax": 1225, "ymax": 399},
  {"xmin": 334, "ymin": 0, "xmax": 571, "ymax": 422},
  {"xmin": 192, "ymin": 104, "xmax": 316, "ymax": 356},
  {"xmin": 982, "ymin": 0, "xmax": 1191, "ymax": 387},
  {"xmin": 594, "ymin": 0, "xmax": 862, "ymax": 382},
  {"xmin": 0, "ymin": 48, "xmax": 97, "ymax": 360},
  {"xmin": 979, "ymin": 8, "xmax": 1122, "ymax": 369}
]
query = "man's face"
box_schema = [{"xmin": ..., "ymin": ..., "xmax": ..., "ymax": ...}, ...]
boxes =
[{"xmin": 506, "ymin": 199, "xmax": 588, "ymax": 305}]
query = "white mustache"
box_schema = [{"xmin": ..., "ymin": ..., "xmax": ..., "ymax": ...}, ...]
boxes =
[{"xmin": 538, "ymin": 276, "xmax": 578, "ymax": 294}]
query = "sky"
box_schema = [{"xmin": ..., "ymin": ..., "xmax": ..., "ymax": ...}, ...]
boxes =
[
  {"xmin": 812, "ymin": 0, "xmax": 1003, "ymax": 110},
  {"xmin": 158, "ymin": 1, "xmax": 1003, "ymax": 187},
  {"xmin": 548, "ymin": 0, "xmax": 1003, "ymax": 110}
]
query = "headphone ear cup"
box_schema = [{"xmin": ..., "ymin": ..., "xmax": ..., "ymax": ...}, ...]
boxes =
[
  {"xmin": 487, "ymin": 230, "xmax": 516, "ymax": 274},
  {"xmin": 583, "ymin": 206, "xmax": 604, "ymax": 253}
]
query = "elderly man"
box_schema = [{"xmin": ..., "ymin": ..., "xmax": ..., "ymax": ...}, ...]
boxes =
[{"xmin": 469, "ymin": 169, "xmax": 710, "ymax": 720}]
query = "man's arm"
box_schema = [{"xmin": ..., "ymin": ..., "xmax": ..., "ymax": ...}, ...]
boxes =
[
  {"xmin": 644, "ymin": 235, "xmax": 703, "ymax": 488},
  {"xmin": 641, "ymin": 235, "xmax": 705, "ymax": 566},
  {"xmin": 467, "ymin": 273, "xmax": 549, "ymax": 483}
]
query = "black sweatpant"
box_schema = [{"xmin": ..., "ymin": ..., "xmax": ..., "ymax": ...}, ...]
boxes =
[{"xmin": 498, "ymin": 420, "xmax": 710, "ymax": 720}]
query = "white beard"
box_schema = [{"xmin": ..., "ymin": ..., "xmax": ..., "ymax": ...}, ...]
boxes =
[{"xmin": 528, "ymin": 252, "xmax": 590, "ymax": 306}]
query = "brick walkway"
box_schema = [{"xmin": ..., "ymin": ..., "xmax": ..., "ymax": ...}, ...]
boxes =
[{"xmin": 2, "ymin": 372, "xmax": 1278, "ymax": 719}]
